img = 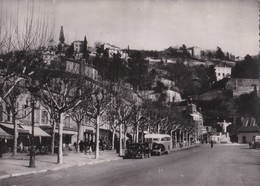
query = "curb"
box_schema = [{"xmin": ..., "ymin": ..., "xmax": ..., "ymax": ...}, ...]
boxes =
[{"xmin": 0, "ymin": 156, "xmax": 122, "ymax": 180}]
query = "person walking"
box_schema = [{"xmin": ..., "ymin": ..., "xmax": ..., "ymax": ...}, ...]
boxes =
[
  {"xmin": 210, "ymin": 140, "xmax": 214, "ymax": 148},
  {"xmin": 79, "ymin": 140, "xmax": 84, "ymax": 153}
]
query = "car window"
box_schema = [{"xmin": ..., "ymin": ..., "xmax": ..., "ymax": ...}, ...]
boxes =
[{"xmin": 153, "ymin": 138, "xmax": 159, "ymax": 141}]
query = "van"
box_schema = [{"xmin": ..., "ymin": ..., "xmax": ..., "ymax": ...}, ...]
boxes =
[
  {"xmin": 249, "ymin": 135, "xmax": 260, "ymax": 149},
  {"xmin": 144, "ymin": 134, "xmax": 172, "ymax": 156}
]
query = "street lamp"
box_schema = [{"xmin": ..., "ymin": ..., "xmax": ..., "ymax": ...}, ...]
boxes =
[
  {"xmin": 28, "ymin": 87, "xmax": 39, "ymax": 168},
  {"xmin": 29, "ymin": 98, "xmax": 36, "ymax": 168}
]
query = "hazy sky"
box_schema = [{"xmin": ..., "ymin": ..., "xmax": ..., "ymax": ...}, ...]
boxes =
[{"xmin": 2, "ymin": 0, "xmax": 259, "ymax": 57}]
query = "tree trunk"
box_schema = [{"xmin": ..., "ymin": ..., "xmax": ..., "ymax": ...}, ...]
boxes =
[
  {"xmin": 112, "ymin": 129, "xmax": 115, "ymax": 150},
  {"xmin": 119, "ymin": 123, "xmax": 123, "ymax": 156},
  {"xmin": 124, "ymin": 126, "xmax": 127, "ymax": 149},
  {"xmin": 141, "ymin": 130, "xmax": 144, "ymax": 143},
  {"xmin": 51, "ymin": 120, "xmax": 56, "ymax": 154},
  {"xmin": 12, "ymin": 114, "xmax": 17, "ymax": 156},
  {"xmin": 57, "ymin": 113, "xmax": 64, "ymax": 164},
  {"xmin": 186, "ymin": 132, "xmax": 188, "ymax": 147},
  {"xmin": 76, "ymin": 124, "xmax": 82, "ymax": 153},
  {"xmin": 136, "ymin": 123, "xmax": 139, "ymax": 143},
  {"xmin": 95, "ymin": 115, "xmax": 100, "ymax": 159}
]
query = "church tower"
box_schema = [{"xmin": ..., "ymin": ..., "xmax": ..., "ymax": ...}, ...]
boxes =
[{"xmin": 59, "ymin": 26, "xmax": 65, "ymax": 44}]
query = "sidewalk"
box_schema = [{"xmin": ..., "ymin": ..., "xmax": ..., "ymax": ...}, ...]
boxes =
[
  {"xmin": 0, "ymin": 150, "xmax": 121, "ymax": 180},
  {"xmin": 0, "ymin": 145, "xmax": 199, "ymax": 180}
]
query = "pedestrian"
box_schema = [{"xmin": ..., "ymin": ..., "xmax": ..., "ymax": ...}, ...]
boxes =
[
  {"xmin": 210, "ymin": 140, "xmax": 214, "ymax": 148},
  {"xmin": 73, "ymin": 141, "xmax": 77, "ymax": 151},
  {"xmin": 90, "ymin": 140, "xmax": 94, "ymax": 152},
  {"xmin": 99, "ymin": 139, "xmax": 104, "ymax": 154},
  {"xmin": 79, "ymin": 140, "xmax": 84, "ymax": 153},
  {"xmin": 115, "ymin": 138, "xmax": 120, "ymax": 154}
]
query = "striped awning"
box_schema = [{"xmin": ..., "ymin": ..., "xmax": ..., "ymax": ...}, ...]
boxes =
[
  {"xmin": 0, "ymin": 123, "xmax": 28, "ymax": 133},
  {"xmin": 20, "ymin": 125, "xmax": 51, "ymax": 137},
  {"xmin": 0, "ymin": 127, "xmax": 13, "ymax": 139}
]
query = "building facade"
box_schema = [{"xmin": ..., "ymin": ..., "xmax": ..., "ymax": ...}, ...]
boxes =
[{"xmin": 215, "ymin": 66, "xmax": 231, "ymax": 81}]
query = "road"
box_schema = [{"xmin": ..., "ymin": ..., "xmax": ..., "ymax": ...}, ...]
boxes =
[{"xmin": 1, "ymin": 144, "xmax": 259, "ymax": 186}]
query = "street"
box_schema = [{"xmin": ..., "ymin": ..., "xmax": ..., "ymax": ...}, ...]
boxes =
[{"xmin": 1, "ymin": 144, "xmax": 259, "ymax": 186}]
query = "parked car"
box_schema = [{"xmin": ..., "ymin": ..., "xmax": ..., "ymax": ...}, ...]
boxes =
[
  {"xmin": 144, "ymin": 134, "xmax": 172, "ymax": 156},
  {"xmin": 124, "ymin": 143, "xmax": 152, "ymax": 159},
  {"xmin": 249, "ymin": 135, "xmax": 260, "ymax": 149}
]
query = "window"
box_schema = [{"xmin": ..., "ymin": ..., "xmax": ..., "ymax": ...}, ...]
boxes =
[
  {"xmin": 162, "ymin": 137, "xmax": 171, "ymax": 141},
  {"xmin": 64, "ymin": 116, "xmax": 70, "ymax": 128},
  {"xmin": 41, "ymin": 110, "xmax": 48, "ymax": 124}
]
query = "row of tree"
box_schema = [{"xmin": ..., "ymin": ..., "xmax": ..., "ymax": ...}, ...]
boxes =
[{"xmin": 0, "ymin": 1, "xmax": 197, "ymax": 165}]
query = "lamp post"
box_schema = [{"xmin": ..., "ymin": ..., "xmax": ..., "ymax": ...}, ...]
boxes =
[
  {"xmin": 28, "ymin": 87, "xmax": 39, "ymax": 168},
  {"xmin": 29, "ymin": 98, "xmax": 36, "ymax": 168}
]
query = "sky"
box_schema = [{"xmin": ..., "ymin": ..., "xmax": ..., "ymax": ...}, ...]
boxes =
[{"xmin": 1, "ymin": 0, "xmax": 259, "ymax": 57}]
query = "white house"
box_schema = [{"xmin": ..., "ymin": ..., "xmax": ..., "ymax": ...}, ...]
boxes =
[{"xmin": 215, "ymin": 66, "xmax": 231, "ymax": 81}]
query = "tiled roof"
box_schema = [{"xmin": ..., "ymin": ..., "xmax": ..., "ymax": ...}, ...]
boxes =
[{"xmin": 237, "ymin": 126, "xmax": 260, "ymax": 132}]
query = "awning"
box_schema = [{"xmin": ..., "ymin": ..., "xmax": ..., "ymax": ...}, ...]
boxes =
[
  {"xmin": 54, "ymin": 129, "xmax": 77, "ymax": 135},
  {"xmin": 0, "ymin": 123, "xmax": 28, "ymax": 133},
  {"xmin": 20, "ymin": 125, "xmax": 51, "ymax": 137},
  {"xmin": 0, "ymin": 127, "xmax": 13, "ymax": 139}
]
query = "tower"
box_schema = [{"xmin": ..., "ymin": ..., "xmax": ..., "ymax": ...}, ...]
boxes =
[
  {"xmin": 82, "ymin": 35, "xmax": 88, "ymax": 58},
  {"xmin": 59, "ymin": 26, "xmax": 65, "ymax": 44}
]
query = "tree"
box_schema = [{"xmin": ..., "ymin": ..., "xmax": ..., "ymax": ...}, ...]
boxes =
[
  {"xmin": 106, "ymin": 106, "xmax": 119, "ymax": 150},
  {"xmin": 215, "ymin": 47, "xmax": 225, "ymax": 60},
  {"xmin": 112, "ymin": 84, "xmax": 135, "ymax": 156},
  {"xmin": 82, "ymin": 36, "xmax": 89, "ymax": 61},
  {"xmin": 126, "ymin": 53, "xmax": 149, "ymax": 90},
  {"xmin": 67, "ymin": 85, "xmax": 92, "ymax": 152},
  {"xmin": 36, "ymin": 73, "xmax": 84, "ymax": 164},
  {"xmin": 208, "ymin": 65, "xmax": 216, "ymax": 87},
  {"xmin": 233, "ymin": 54, "xmax": 259, "ymax": 79},
  {"xmin": 130, "ymin": 104, "xmax": 146, "ymax": 143},
  {"xmin": 84, "ymin": 81, "xmax": 114, "ymax": 159},
  {"xmin": 235, "ymin": 92, "xmax": 257, "ymax": 117},
  {"xmin": 0, "ymin": 1, "xmax": 57, "ymax": 157},
  {"xmin": 65, "ymin": 43, "xmax": 74, "ymax": 58},
  {"xmin": 0, "ymin": 77, "xmax": 26, "ymax": 156}
]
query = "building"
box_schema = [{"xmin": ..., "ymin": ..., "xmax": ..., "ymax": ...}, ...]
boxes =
[
  {"xmin": 225, "ymin": 78, "xmax": 260, "ymax": 97},
  {"xmin": 215, "ymin": 66, "xmax": 231, "ymax": 81},
  {"xmin": 187, "ymin": 46, "xmax": 201, "ymax": 59},
  {"xmin": 102, "ymin": 43, "xmax": 128, "ymax": 59},
  {"xmin": 237, "ymin": 117, "xmax": 260, "ymax": 144},
  {"xmin": 73, "ymin": 41, "xmax": 83, "ymax": 53},
  {"xmin": 187, "ymin": 104, "xmax": 204, "ymax": 143}
]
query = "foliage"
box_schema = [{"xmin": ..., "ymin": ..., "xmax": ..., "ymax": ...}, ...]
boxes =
[
  {"xmin": 126, "ymin": 54, "xmax": 149, "ymax": 90},
  {"xmin": 231, "ymin": 54, "xmax": 259, "ymax": 79},
  {"xmin": 235, "ymin": 92, "xmax": 257, "ymax": 117},
  {"xmin": 207, "ymin": 65, "xmax": 216, "ymax": 87}
]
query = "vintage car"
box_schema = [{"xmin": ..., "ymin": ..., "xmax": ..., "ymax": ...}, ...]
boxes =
[
  {"xmin": 144, "ymin": 134, "xmax": 172, "ymax": 156},
  {"xmin": 124, "ymin": 143, "xmax": 152, "ymax": 159},
  {"xmin": 249, "ymin": 135, "xmax": 260, "ymax": 149}
]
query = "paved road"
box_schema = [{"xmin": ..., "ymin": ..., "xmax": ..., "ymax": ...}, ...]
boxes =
[{"xmin": 1, "ymin": 144, "xmax": 259, "ymax": 186}]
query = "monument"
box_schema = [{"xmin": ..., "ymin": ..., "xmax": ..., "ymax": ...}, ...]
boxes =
[{"xmin": 217, "ymin": 120, "xmax": 232, "ymax": 143}]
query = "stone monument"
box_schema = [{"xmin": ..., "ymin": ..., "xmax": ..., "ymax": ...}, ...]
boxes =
[{"xmin": 217, "ymin": 120, "xmax": 232, "ymax": 143}]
